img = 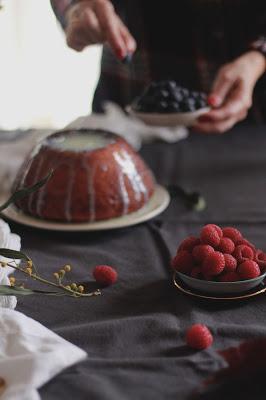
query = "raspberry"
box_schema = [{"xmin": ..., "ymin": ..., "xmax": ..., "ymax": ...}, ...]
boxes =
[
  {"xmin": 190, "ymin": 267, "xmax": 201, "ymax": 279},
  {"xmin": 219, "ymin": 272, "xmax": 239, "ymax": 282},
  {"xmin": 208, "ymin": 224, "xmax": 223, "ymax": 238},
  {"xmin": 233, "ymin": 245, "xmax": 254, "ymax": 264},
  {"xmin": 223, "ymin": 254, "xmax": 237, "ymax": 272},
  {"xmin": 236, "ymin": 238, "xmax": 255, "ymax": 252},
  {"xmin": 200, "ymin": 225, "xmax": 221, "ymax": 248},
  {"xmin": 255, "ymin": 250, "xmax": 266, "ymax": 271},
  {"xmin": 178, "ymin": 236, "xmax": 200, "ymax": 253},
  {"xmin": 238, "ymin": 260, "xmax": 260, "ymax": 280},
  {"xmin": 171, "ymin": 250, "xmax": 194, "ymax": 274},
  {"xmin": 217, "ymin": 238, "xmax": 235, "ymax": 254},
  {"xmin": 93, "ymin": 265, "xmax": 118, "ymax": 286},
  {"xmin": 192, "ymin": 245, "xmax": 214, "ymax": 263},
  {"xmin": 186, "ymin": 324, "xmax": 213, "ymax": 350},
  {"xmin": 222, "ymin": 227, "xmax": 242, "ymax": 244},
  {"xmin": 202, "ymin": 251, "xmax": 225, "ymax": 276}
]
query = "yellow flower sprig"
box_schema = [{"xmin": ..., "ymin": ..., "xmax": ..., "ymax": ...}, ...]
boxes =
[{"xmin": 1, "ymin": 259, "xmax": 101, "ymax": 298}]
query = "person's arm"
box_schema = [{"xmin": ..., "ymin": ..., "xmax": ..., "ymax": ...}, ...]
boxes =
[
  {"xmin": 194, "ymin": 3, "xmax": 266, "ymax": 134},
  {"xmin": 193, "ymin": 51, "xmax": 266, "ymax": 134}
]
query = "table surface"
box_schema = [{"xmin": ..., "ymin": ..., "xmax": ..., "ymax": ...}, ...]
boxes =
[{"xmin": 8, "ymin": 123, "xmax": 266, "ymax": 399}]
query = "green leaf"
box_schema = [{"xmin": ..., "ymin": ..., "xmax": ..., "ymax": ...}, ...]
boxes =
[
  {"xmin": 0, "ymin": 171, "xmax": 53, "ymax": 212},
  {"xmin": 0, "ymin": 285, "xmax": 65, "ymax": 296},
  {"xmin": 0, "ymin": 248, "xmax": 30, "ymax": 260},
  {"xmin": 0, "ymin": 286, "xmax": 35, "ymax": 295}
]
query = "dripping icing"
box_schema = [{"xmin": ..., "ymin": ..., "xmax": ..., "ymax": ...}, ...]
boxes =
[{"xmin": 113, "ymin": 150, "xmax": 148, "ymax": 203}]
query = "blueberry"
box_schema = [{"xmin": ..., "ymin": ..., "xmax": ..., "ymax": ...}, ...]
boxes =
[
  {"xmin": 195, "ymin": 98, "xmax": 207, "ymax": 109},
  {"xmin": 191, "ymin": 91, "xmax": 200, "ymax": 99},
  {"xmin": 164, "ymin": 81, "xmax": 177, "ymax": 92},
  {"xmin": 172, "ymin": 91, "xmax": 184, "ymax": 103},
  {"xmin": 186, "ymin": 98, "xmax": 196, "ymax": 112},
  {"xmin": 167, "ymin": 101, "xmax": 180, "ymax": 112},
  {"xmin": 199, "ymin": 91, "xmax": 207, "ymax": 99},
  {"xmin": 180, "ymin": 99, "xmax": 196, "ymax": 112},
  {"xmin": 180, "ymin": 88, "xmax": 190, "ymax": 98},
  {"xmin": 160, "ymin": 89, "xmax": 170, "ymax": 99},
  {"xmin": 157, "ymin": 100, "xmax": 168, "ymax": 112}
]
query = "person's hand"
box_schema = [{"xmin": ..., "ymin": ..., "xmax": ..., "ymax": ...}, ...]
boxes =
[
  {"xmin": 65, "ymin": 0, "xmax": 136, "ymax": 59},
  {"xmin": 193, "ymin": 51, "xmax": 266, "ymax": 134}
]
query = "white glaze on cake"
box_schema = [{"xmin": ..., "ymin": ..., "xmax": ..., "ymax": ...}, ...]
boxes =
[
  {"xmin": 113, "ymin": 150, "xmax": 148, "ymax": 202},
  {"xmin": 82, "ymin": 159, "xmax": 96, "ymax": 222},
  {"xmin": 64, "ymin": 163, "xmax": 75, "ymax": 222},
  {"xmin": 47, "ymin": 131, "xmax": 114, "ymax": 152}
]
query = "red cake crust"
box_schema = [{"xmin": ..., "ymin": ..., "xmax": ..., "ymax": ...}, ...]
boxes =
[{"xmin": 14, "ymin": 129, "xmax": 155, "ymax": 222}]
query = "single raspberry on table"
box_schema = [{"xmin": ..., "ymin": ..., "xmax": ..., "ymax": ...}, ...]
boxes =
[
  {"xmin": 233, "ymin": 245, "xmax": 254, "ymax": 264},
  {"xmin": 178, "ymin": 236, "xmax": 200, "ymax": 253},
  {"xmin": 171, "ymin": 250, "xmax": 194, "ymax": 274},
  {"xmin": 219, "ymin": 272, "xmax": 239, "ymax": 282},
  {"xmin": 93, "ymin": 265, "xmax": 118, "ymax": 286},
  {"xmin": 217, "ymin": 237, "xmax": 235, "ymax": 254},
  {"xmin": 190, "ymin": 267, "xmax": 201, "ymax": 279},
  {"xmin": 192, "ymin": 244, "xmax": 214, "ymax": 263},
  {"xmin": 202, "ymin": 251, "xmax": 225, "ymax": 276},
  {"xmin": 186, "ymin": 324, "xmax": 213, "ymax": 350},
  {"xmin": 222, "ymin": 227, "xmax": 242, "ymax": 244},
  {"xmin": 223, "ymin": 254, "xmax": 237, "ymax": 272},
  {"xmin": 200, "ymin": 225, "xmax": 221, "ymax": 248},
  {"xmin": 238, "ymin": 260, "xmax": 260, "ymax": 280}
]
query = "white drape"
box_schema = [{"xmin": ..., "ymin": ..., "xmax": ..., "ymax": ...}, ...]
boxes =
[{"xmin": 0, "ymin": 0, "xmax": 101, "ymax": 130}]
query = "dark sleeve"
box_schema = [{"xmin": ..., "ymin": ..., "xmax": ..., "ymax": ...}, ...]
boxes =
[{"xmin": 245, "ymin": 3, "xmax": 266, "ymax": 57}]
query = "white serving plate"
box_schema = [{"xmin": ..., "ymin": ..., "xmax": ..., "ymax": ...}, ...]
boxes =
[
  {"xmin": 176, "ymin": 270, "xmax": 266, "ymax": 295},
  {"xmin": 0, "ymin": 185, "xmax": 170, "ymax": 232},
  {"xmin": 127, "ymin": 106, "xmax": 210, "ymax": 127}
]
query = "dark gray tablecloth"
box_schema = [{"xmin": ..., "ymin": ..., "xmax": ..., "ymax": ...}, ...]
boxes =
[{"xmin": 10, "ymin": 123, "xmax": 266, "ymax": 399}]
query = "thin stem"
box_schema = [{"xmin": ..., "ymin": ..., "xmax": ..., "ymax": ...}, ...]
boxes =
[{"xmin": 6, "ymin": 261, "xmax": 101, "ymax": 298}]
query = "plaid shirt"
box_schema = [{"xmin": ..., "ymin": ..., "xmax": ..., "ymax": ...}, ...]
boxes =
[{"xmin": 51, "ymin": 0, "xmax": 266, "ymax": 119}]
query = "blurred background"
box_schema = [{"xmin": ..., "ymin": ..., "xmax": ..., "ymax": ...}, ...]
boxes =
[{"xmin": 0, "ymin": 0, "xmax": 101, "ymax": 130}]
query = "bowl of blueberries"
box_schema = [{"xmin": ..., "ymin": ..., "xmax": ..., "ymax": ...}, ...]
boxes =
[{"xmin": 127, "ymin": 80, "xmax": 210, "ymax": 127}]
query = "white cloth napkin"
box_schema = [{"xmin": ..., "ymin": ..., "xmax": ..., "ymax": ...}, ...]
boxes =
[
  {"xmin": 0, "ymin": 308, "xmax": 87, "ymax": 400},
  {"xmin": 0, "ymin": 218, "xmax": 22, "ymax": 310}
]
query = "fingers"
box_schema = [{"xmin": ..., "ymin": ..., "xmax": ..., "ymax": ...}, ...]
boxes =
[
  {"xmin": 66, "ymin": 0, "xmax": 136, "ymax": 57},
  {"xmin": 193, "ymin": 109, "xmax": 247, "ymax": 134},
  {"xmin": 194, "ymin": 73, "xmax": 252, "ymax": 134},
  {"xmin": 208, "ymin": 65, "xmax": 238, "ymax": 107},
  {"xmin": 119, "ymin": 24, "xmax": 137, "ymax": 54},
  {"xmin": 66, "ymin": 8, "xmax": 103, "ymax": 51},
  {"xmin": 93, "ymin": 0, "xmax": 136, "ymax": 58},
  {"xmin": 205, "ymin": 81, "xmax": 251, "ymax": 121}
]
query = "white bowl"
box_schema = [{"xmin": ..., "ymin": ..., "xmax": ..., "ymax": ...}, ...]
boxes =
[
  {"xmin": 126, "ymin": 106, "xmax": 210, "ymax": 127},
  {"xmin": 176, "ymin": 271, "xmax": 266, "ymax": 294}
]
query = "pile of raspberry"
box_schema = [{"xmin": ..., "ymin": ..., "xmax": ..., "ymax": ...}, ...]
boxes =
[{"xmin": 171, "ymin": 224, "xmax": 266, "ymax": 282}]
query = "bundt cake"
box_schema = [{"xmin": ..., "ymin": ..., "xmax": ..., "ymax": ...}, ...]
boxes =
[{"xmin": 14, "ymin": 129, "xmax": 155, "ymax": 222}]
